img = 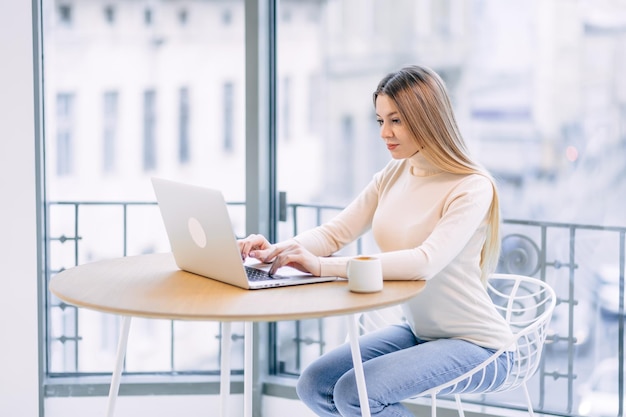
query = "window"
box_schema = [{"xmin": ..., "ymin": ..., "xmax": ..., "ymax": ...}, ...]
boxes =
[
  {"xmin": 102, "ymin": 91, "xmax": 118, "ymax": 173},
  {"xmin": 58, "ymin": 4, "xmax": 72, "ymax": 25},
  {"xmin": 433, "ymin": 0, "xmax": 452, "ymax": 38},
  {"xmin": 178, "ymin": 9, "xmax": 188, "ymax": 26},
  {"xmin": 144, "ymin": 8, "xmax": 153, "ymax": 26},
  {"xmin": 178, "ymin": 87, "xmax": 190, "ymax": 164},
  {"xmin": 280, "ymin": 76, "xmax": 291, "ymax": 141},
  {"xmin": 221, "ymin": 8, "xmax": 232, "ymax": 25},
  {"xmin": 104, "ymin": 5, "xmax": 115, "ymax": 24},
  {"xmin": 56, "ymin": 93, "xmax": 74, "ymax": 176},
  {"xmin": 142, "ymin": 89, "xmax": 157, "ymax": 171},
  {"xmin": 308, "ymin": 73, "xmax": 322, "ymax": 134},
  {"xmin": 222, "ymin": 81, "xmax": 234, "ymax": 153},
  {"xmin": 274, "ymin": 1, "xmax": 626, "ymax": 416},
  {"xmin": 338, "ymin": 114, "xmax": 354, "ymax": 197},
  {"xmin": 43, "ymin": 0, "xmax": 246, "ymax": 382}
]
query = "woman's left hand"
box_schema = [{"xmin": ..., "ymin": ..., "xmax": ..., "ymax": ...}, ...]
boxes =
[{"xmin": 250, "ymin": 239, "xmax": 321, "ymax": 276}]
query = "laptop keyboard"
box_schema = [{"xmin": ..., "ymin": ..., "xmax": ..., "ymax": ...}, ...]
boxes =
[{"xmin": 245, "ymin": 266, "xmax": 287, "ymax": 281}]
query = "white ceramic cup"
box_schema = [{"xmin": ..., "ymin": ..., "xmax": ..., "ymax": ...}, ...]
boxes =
[{"xmin": 347, "ymin": 256, "xmax": 383, "ymax": 293}]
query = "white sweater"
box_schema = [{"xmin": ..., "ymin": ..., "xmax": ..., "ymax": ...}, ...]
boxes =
[{"xmin": 293, "ymin": 152, "xmax": 513, "ymax": 350}]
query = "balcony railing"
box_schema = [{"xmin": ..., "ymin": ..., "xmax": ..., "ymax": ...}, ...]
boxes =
[{"xmin": 45, "ymin": 200, "xmax": 626, "ymax": 417}]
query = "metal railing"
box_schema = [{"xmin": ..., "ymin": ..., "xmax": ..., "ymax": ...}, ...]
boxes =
[{"xmin": 45, "ymin": 200, "xmax": 626, "ymax": 416}]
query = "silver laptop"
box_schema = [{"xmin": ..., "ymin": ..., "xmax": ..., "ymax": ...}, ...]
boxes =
[{"xmin": 151, "ymin": 177, "xmax": 338, "ymax": 289}]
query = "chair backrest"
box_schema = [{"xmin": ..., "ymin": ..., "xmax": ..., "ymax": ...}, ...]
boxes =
[
  {"xmin": 487, "ymin": 273, "xmax": 557, "ymax": 392},
  {"xmin": 355, "ymin": 273, "xmax": 557, "ymax": 395}
]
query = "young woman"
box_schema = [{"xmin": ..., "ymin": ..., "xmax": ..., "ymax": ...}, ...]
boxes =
[{"xmin": 237, "ymin": 65, "xmax": 513, "ymax": 417}]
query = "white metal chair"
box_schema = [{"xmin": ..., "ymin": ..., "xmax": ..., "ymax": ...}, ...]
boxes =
[{"xmin": 356, "ymin": 273, "xmax": 557, "ymax": 417}]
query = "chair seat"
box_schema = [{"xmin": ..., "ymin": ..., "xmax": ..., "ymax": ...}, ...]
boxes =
[{"xmin": 356, "ymin": 273, "xmax": 557, "ymax": 417}]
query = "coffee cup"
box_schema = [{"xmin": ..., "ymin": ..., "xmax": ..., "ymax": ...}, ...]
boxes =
[{"xmin": 347, "ymin": 256, "xmax": 383, "ymax": 293}]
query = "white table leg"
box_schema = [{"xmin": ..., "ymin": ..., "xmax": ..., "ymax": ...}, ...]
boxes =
[
  {"xmin": 220, "ymin": 322, "xmax": 232, "ymax": 417},
  {"xmin": 244, "ymin": 321, "xmax": 253, "ymax": 417},
  {"xmin": 348, "ymin": 314, "xmax": 371, "ymax": 417},
  {"xmin": 106, "ymin": 316, "xmax": 132, "ymax": 417}
]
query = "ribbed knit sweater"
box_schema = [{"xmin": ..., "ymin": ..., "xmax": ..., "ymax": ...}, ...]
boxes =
[{"xmin": 293, "ymin": 152, "xmax": 513, "ymax": 349}]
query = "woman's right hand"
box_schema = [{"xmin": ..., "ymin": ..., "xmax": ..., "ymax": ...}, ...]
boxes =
[{"xmin": 237, "ymin": 234, "xmax": 272, "ymax": 261}]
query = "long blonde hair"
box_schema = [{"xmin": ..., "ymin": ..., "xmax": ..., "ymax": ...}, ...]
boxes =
[{"xmin": 373, "ymin": 65, "xmax": 501, "ymax": 284}]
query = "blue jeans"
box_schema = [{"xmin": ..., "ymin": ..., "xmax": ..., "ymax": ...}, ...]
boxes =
[{"xmin": 296, "ymin": 324, "xmax": 512, "ymax": 417}]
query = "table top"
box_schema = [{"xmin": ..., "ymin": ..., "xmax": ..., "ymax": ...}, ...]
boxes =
[{"xmin": 49, "ymin": 252, "xmax": 425, "ymax": 322}]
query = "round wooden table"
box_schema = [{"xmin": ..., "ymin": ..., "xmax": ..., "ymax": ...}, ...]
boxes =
[{"xmin": 50, "ymin": 252, "xmax": 425, "ymax": 417}]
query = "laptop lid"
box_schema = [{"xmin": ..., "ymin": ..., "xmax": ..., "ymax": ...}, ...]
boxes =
[{"xmin": 151, "ymin": 177, "xmax": 338, "ymax": 289}]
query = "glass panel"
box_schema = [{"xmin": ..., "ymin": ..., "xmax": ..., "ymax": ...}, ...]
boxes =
[
  {"xmin": 43, "ymin": 0, "xmax": 246, "ymax": 375},
  {"xmin": 275, "ymin": 1, "xmax": 626, "ymax": 416}
]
